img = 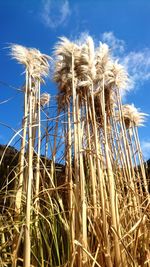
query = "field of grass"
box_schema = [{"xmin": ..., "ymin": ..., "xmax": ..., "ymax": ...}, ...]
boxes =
[{"xmin": 0, "ymin": 36, "xmax": 149, "ymax": 267}]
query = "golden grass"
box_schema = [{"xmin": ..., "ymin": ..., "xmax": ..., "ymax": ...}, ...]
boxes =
[{"xmin": 0, "ymin": 37, "xmax": 149, "ymax": 267}]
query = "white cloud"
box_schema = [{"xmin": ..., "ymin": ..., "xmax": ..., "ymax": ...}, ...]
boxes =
[
  {"xmin": 40, "ymin": 0, "xmax": 71, "ymax": 29},
  {"xmin": 122, "ymin": 49, "xmax": 150, "ymax": 90},
  {"xmin": 102, "ymin": 32, "xmax": 150, "ymax": 92},
  {"xmin": 101, "ymin": 31, "xmax": 125, "ymax": 54},
  {"xmin": 141, "ymin": 140, "xmax": 150, "ymax": 160}
]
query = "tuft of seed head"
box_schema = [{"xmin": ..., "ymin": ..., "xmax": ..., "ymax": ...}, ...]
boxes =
[
  {"xmin": 11, "ymin": 44, "xmax": 29, "ymax": 66},
  {"xmin": 77, "ymin": 36, "xmax": 96, "ymax": 90},
  {"xmin": 95, "ymin": 42, "xmax": 111, "ymax": 81},
  {"xmin": 106, "ymin": 60, "xmax": 129, "ymax": 91},
  {"xmin": 10, "ymin": 44, "xmax": 50, "ymax": 80},
  {"xmin": 40, "ymin": 93, "xmax": 50, "ymax": 107},
  {"xmin": 122, "ymin": 104, "xmax": 148, "ymax": 128},
  {"xmin": 53, "ymin": 37, "xmax": 80, "ymax": 96}
]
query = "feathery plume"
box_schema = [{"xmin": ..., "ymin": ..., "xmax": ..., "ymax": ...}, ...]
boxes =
[
  {"xmin": 10, "ymin": 44, "xmax": 29, "ymax": 66},
  {"xmin": 106, "ymin": 60, "xmax": 129, "ymax": 90},
  {"xmin": 53, "ymin": 37, "xmax": 79, "ymax": 95},
  {"xmin": 122, "ymin": 104, "xmax": 148, "ymax": 128},
  {"xmin": 95, "ymin": 42, "xmax": 111, "ymax": 81},
  {"xmin": 40, "ymin": 93, "xmax": 50, "ymax": 107},
  {"xmin": 10, "ymin": 44, "xmax": 50, "ymax": 80},
  {"xmin": 77, "ymin": 36, "xmax": 96, "ymax": 90}
]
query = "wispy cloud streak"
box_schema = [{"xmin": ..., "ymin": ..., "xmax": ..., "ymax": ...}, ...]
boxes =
[
  {"xmin": 122, "ymin": 49, "xmax": 150, "ymax": 90},
  {"xmin": 40, "ymin": 0, "xmax": 71, "ymax": 29},
  {"xmin": 102, "ymin": 31, "xmax": 125, "ymax": 54},
  {"xmin": 102, "ymin": 31, "xmax": 150, "ymax": 91}
]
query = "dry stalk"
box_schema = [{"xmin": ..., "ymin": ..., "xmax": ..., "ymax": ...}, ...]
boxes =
[
  {"xmin": 24, "ymin": 74, "xmax": 33, "ymax": 267},
  {"xmin": 101, "ymin": 78, "xmax": 121, "ymax": 267}
]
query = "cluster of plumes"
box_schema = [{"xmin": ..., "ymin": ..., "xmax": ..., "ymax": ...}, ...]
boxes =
[
  {"xmin": 122, "ymin": 104, "xmax": 148, "ymax": 128},
  {"xmin": 10, "ymin": 44, "xmax": 50, "ymax": 81},
  {"xmin": 53, "ymin": 37, "xmax": 79, "ymax": 97},
  {"xmin": 40, "ymin": 93, "xmax": 50, "ymax": 107},
  {"xmin": 76, "ymin": 36, "xmax": 96, "ymax": 92},
  {"xmin": 53, "ymin": 36, "xmax": 97, "ymax": 95},
  {"xmin": 53, "ymin": 35, "xmax": 129, "ymax": 112}
]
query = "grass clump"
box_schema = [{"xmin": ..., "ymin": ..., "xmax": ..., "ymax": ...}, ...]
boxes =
[{"xmin": 0, "ymin": 37, "xmax": 149, "ymax": 267}]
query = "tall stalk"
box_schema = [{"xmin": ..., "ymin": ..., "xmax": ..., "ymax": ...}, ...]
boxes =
[
  {"xmin": 71, "ymin": 52, "xmax": 82, "ymax": 266},
  {"xmin": 15, "ymin": 70, "xmax": 29, "ymax": 214},
  {"xmin": 67, "ymin": 99, "xmax": 75, "ymax": 260},
  {"xmin": 101, "ymin": 78, "xmax": 121, "ymax": 267},
  {"xmin": 24, "ymin": 74, "xmax": 33, "ymax": 267},
  {"xmin": 116, "ymin": 90, "xmax": 138, "ymax": 217},
  {"xmin": 77, "ymin": 96, "xmax": 88, "ymax": 263},
  {"xmin": 90, "ymin": 83, "xmax": 112, "ymax": 267},
  {"xmin": 35, "ymin": 79, "xmax": 41, "ymax": 233},
  {"xmin": 85, "ymin": 97, "xmax": 97, "ymax": 218},
  {"xmin": 133, "ymin": 126, "xmax": 149, "ymax": 194}
]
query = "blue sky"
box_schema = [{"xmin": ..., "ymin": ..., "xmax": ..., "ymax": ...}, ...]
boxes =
[{"xmin": 0, "ymin": 0, "xmax": 150, "ymax": 159}]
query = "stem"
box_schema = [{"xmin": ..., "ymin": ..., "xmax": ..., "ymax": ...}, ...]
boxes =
[
  {"xmin": 77, "ymin": 97, "xmax": 88, "ymax": 262},
  {"xmin": 133, "ymin": 126, "xmax": 149, "ymax": 195},
  {"xmin": 90, "ymin": 83, "xmax": 112, "ymax": 267},
  {"xmin": 67, "ymin": 99, "xmax": 75, "ymax": 260},
  {"xmin": 15, "ymin": 69, "xmax": 29, "ymax": 214},
  {"xmin": 102, "ymin": 80, "xmax": 121, "ymax": 267},
  {"xmin": 35, "ymin": 79, "xmax": 41, "ymax": 232},
  {"xmin": 24, "ymin": 74, "xmax": 33, "ymax": 267},
  {"xmin": 85, "ymin": 96, "xmax": 97, "ymax": 218},
  {"xmin": 71, "ymin": 51, "xmax": 81, "ymax": 266}
]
